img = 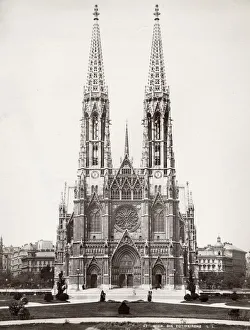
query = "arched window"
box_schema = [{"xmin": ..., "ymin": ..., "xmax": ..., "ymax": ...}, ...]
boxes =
[
  {"xmin": 89, "ymin": 207, "xmax": 101, "ymax": 232},
  {"xmin": 153, "ymin": 205, "xmax": 164, "ymax": 232},
  {"xmin": 92, "ymin": 113, "xmax": 98, "ymax": 140},
  {"xmin": 92, "ymin": 143, "xmax": 98, "ymax": 165},
  {"xmin": 154, "ymin": 112, "xmax": 161, "ymax": 140},
  {"xmin": 147, "ymin": 113, "xmax": 152, "ymax": 141},
  {"xmin": 133, "ymin": 183, "xmax": 142, "ymax": 199},
  {"xmin": 154, "ymin": 142, "xmax": 161, "ymax": 165},
  {"xmin": 101, "ymin": 112, "xmax": 106, "ymax": 141},
  {"xmin": 111, "ymin": 182, "xmax": 120, "ymax": 199},
  {"xmin": 85, "ymin": 114, "xmax": 89, "ymax": 141},
  {"xmin": 121, "ymin": 183, "xmax": 131, "ymax": 200}
]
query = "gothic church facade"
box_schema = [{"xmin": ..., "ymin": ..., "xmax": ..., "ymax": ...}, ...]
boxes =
[{"xmin": 55, "ymin": 5, "xmax": 198, "ymax": 290}]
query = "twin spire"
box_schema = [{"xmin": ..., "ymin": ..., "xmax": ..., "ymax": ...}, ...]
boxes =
[
  {"xmin": 85, "ymin": 4, "xmax": 166, "ymax": 95},
  {"xmin": 146, "ymin": 4, "xmax": 167, "ymax": 94},
  {"xmin": 85, "ymin": 5, "xmax": 107, "ymax": 94},
  {"xmin": 85, "ymin": 5, "xmax": 167, "ymax": 158}
]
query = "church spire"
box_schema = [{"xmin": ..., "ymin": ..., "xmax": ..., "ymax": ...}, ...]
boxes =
[
  {"xmin": 146, "ymin": 5, "xmax": 167, "ymax": 94},
  {"xmin": 124, "ymin": 122, "xmax": 129, "ymax": 157},
  {"xmin": 85, "ymin": 5, "xmax": 107, "ymax": 94}
]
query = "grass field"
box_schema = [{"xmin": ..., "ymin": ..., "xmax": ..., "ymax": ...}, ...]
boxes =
[
  {"xmin": 0, "ymin": 322, "xmax": 250, "ymax": 330},
  {"xmin": 0, "ymin": 301, "xmax": 249, "ymax": 322}
]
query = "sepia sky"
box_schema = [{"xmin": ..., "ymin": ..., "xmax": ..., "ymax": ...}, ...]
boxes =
[{"xmin": 0, "ymin": 0, "xmax": 250, "ymax": 251}]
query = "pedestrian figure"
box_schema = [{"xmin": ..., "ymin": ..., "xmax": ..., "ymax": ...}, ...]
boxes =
[
  {"xmin": 133, "ymin": 288, "xmax": 136, "ymax": 296},
  {"xmin": 147, "ymin": 290, "xmax": 152, "ymax": 302},
  {"xmin": 100, "ymin": 290, "xmax": 106, "ymax": 302}
]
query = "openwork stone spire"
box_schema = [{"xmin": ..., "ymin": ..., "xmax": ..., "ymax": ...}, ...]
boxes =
[
  {"xmin": 124, "ymin": 122, "xmax": 129, "ymax": 157},
  {"xmin": 146, "ymin": 5, "xmax": 167, "ymax": 94},
  {"xmin": 85, "ymin": 5, "xmax": 107, "ymax": 94}
]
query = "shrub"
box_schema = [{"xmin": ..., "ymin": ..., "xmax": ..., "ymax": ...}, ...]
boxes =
[
  {"xmin": 199, "ymin": 294, "xmax": 209, "ymax": 302},
  {"xmin": 184, "ymin": 294, "xmax": 192, "ymax": 301},
  {"xmin": 231, "ymin": 292, "xmax": 239, "ymax": 301},
  {"xmin": 57, "ymin": 293, "xmax": 69, "ymax": 301},
  {"xmin": 9, "ymin": 300, "xmax": 21, "ymax": 316},
  {"xmin": 20, "ymin": 296, "xmax": 28, "ymax": 305},
  {"xmin": 44, "ymin": 292, "xmax": 53, "ymax": 302},
  {"xmin": 13, "ymin": 292, "xmax": 22, "ymax": 301},
  {"xmin": 18, "ymin": 306, "xmax": 30, "ymax": 320},
  {"xmin": 118, "ymin": 301, "xmax": 130, "ymax": 314},
  {"xmin": 191, "ymin": 292, "xmax": 199, "ymax": 300}
]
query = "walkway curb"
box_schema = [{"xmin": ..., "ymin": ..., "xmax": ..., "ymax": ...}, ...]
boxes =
[{"xmin": 0, "ymin": 316, "xmax": 250, "ymax": 327}]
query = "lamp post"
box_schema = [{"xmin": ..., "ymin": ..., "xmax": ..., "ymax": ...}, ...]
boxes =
[
  {"xmin": 76, "ymin": 268, "xmax": 80, "ymax": 291},
  {"xmin": 173, "ymin": 269, "xmax": 176, "ymax": 290}
]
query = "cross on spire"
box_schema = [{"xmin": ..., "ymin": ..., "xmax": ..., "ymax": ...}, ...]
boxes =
[
  {"xmin": 154, "ymin": 4, "xmax": 160, "ymax": 20},
  {"xmin": 93, "ymin": 4, "xmax": 99, "ymax": 20}
]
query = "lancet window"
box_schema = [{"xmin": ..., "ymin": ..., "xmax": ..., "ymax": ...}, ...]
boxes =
[
  {"xmin": 154, "ymin": 112, "xmax": 161, "ymax": 140},
  {"xmin": 153, "ymin": 205, "xmax": 164, "ymax": 232},
  {"xmin": 133, "ymin": 186, "xmax": 142, "ymax": 199},
  {"xmin": 121, "ymin": 183, "xmax": 131, "ymax": 200},
  {"xmin": 92, "ymin": 143, "xmax": 98, "ymax": 165},
  {"xmin": 92, "ymin": 113, "xmax": 98, "ymax": 140},
  {"xmin": 89, "ymin": 207, "xmax": 101, "ymax": 232},
  {"xmin": 154, "ymin": 142, "xmax": 161, "ymax": 165}
]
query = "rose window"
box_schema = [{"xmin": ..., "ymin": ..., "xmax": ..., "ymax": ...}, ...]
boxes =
[{"xmin": 114, "ymin": 205, "xmax": 139, "ymax": 231}]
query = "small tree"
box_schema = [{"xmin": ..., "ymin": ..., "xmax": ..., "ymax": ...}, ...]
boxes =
[{"xmin": 187, "ymin": 269, "xmax": 196, "ymax": 295}]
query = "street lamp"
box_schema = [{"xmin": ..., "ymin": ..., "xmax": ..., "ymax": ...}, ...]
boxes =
[
  {"xmin": 76, "ymin": 268, "xmax": 80, "ymax": 291},
  {"xmin": 173, "ymin": 269, "xmax": 176, "ymax": 290}
]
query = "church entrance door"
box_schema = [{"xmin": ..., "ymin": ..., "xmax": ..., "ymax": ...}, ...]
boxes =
[
  {"xmin": 155, "ymin": 274, "xmax": 162, "ymax": 288},
  {"xmin": 127, "ymin": 274, "xmax": 133, "ymax": 287},
  {"xmin": 112, "ymin": 245, "xmax": 141, "ymax": 288},
  {"xmin": 118, "ymin": 274, "xmax": 134, "ymax": 287},
  {"xmin": 119, "ymin": 274, "xmax": 126, "ymax": 287},
  {"xmin": 90, "ymin": 274, "xmax": 97, "ymax": 288}
]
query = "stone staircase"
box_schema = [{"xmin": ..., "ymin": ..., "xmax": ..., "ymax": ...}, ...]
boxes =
[{"xmin": 68, "ymin": 287, "xmax": 185, "ymax": 303}]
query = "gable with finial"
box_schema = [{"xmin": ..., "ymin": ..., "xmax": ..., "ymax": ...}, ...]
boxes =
[
  {"xmin": 153, "ymin": 256, "xmax": 165, "ymax": 269},
  {"xmin": 113, "ymin": 230, "xmax": 139, "ymax": 255},
  {"xmin": 152, "ymin": 191, "xmax": 164, "ymax": 208},
  {"xmin": 87, "ymin": 191, "xmax": 102, "ymax": 211}
]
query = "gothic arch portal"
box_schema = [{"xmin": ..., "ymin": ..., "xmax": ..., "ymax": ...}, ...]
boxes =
[
  {"xmin": 111, "ymin": 245, "xmax": 141, "ymax": 288},
  {"xmin": 152, "ymin": 258, "xmax": 166, "ymax": 288},
  {"xmin": 86, "ymin": 259, "xmax": 101, "ymax": 288}
]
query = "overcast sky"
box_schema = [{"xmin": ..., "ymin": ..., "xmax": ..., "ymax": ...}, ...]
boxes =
[{"xmin": 0, "ymin": 0, "xmax": 250, "ymax": 251}]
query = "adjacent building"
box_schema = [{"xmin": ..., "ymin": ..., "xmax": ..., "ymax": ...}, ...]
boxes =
[
  {"xmin": 55, "ymin": 5, "xmax": 198, "ymax": 290},
  {"xmin": 198, "ymin": 236, "xmax": 246, "ymax": 277},
  {"xmin": 11, "ymin": 240, "xmax": 55, "ymax": 277}
]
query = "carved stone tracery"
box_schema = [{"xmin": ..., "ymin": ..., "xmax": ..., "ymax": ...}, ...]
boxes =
[{"xmin": 114, "ymin": 205, "xmax": 139, "ymax": 231}]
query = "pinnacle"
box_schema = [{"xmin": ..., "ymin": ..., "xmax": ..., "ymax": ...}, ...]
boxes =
[
  {"xmin": 85, "ymin": 5, "xmax": 107, "ymax": 94},
  {"xmin": 124, "ymin": 122, "xmax": 129, "ymax": 157},
  {"xmin": 146, "ymin": 5, "xmax": 167, "ymax": 94}
]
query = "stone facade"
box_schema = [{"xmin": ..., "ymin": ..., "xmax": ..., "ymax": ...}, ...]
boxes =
[
  {"xmin": 198, "ymin": 236, "xmax": 246, "ymax": 277},
  {"xmin": 55, "ymin": 5, "xmax": 198, "ymax": 290},
  {"xmin": 11, "ymin": 240, "xmax": 55, "ymax": 277}
]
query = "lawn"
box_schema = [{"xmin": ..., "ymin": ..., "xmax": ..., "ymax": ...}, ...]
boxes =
[
  {"xmin": 0, "ymin": 323, "xmax": 250, "ymax": 330},
  {"xmin": 0, "ymin": 301, "xmax": 249, "ymax": 322}
]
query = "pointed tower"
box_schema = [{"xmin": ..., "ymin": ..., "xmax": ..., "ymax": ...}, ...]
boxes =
[
  {"xmin": 141, "ymin": 4, "xmax": 170, "ymax": 175},
  {"xmin": 78, "ymin": 5, "xmax": 112, "ymax": 174},
  {"xmin": 74, "ymin": 4, "xmax": 112, "ymax": 240}
]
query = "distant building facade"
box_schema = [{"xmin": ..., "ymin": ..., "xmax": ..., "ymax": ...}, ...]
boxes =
[
  {"xmin": 11, "ymin": 240, "xmax": 55, "ymax": 277},
  {"xmin": 55, "ymin": 5, "xmax": 198, "ymax": 290},
  {"xmin": 198, "ymin": 236, "xmax": 246, "ymax": 277}
]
